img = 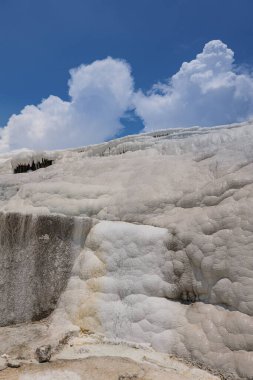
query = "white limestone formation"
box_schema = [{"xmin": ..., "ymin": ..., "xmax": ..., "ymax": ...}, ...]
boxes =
[{"xmin": 1, "ymin": 121, "xmax": 253, "ymax": 379}]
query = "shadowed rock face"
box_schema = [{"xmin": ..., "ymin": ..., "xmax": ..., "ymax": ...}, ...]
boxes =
[{"xmin": 0, "ymin": 212, "xmax": 91, "ymax": 326}]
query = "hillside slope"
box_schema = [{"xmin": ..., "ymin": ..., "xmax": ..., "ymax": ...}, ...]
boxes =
[{"xmin": 1, "ymin": 121, "xmax": 253, "ymax": 379}]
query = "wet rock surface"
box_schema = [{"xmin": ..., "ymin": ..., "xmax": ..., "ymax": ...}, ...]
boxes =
[{"xmin": 0, "ymin": 212, "xmax": 92, "ymax": 326}]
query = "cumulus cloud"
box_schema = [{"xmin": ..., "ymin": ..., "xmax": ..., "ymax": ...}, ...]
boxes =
[
  {"xmin": 134, "ymin": 40, "xmax": 253, "ymax": 131},
  {"xmin": 1, "ymin": 40, "xmax": 253, "ymax": 152},
  {"xmin": 0, "ymin": 57, "xmax": 133, "ymax": 152}
]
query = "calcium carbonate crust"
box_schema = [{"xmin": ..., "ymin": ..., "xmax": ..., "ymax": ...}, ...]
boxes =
[{"xmin": 1, "ymin": 121, "xmax": 253, "ymax": 379}]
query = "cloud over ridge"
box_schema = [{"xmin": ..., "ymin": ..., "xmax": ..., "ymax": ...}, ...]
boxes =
[
  {"xmin": 1, "ymin": 40, "xmax": 253, "ymax": 152},
  {"xmin": 135, "ymin": 40, "xmax": 253, "ymax": 131},
  {"xmin": 0, "ymin": 57, "xmax": 133, "ymax": 152}
]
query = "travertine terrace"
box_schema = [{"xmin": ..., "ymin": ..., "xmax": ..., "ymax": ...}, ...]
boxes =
[{"xmin": 1, "ymin": 121, "xmax": 253, "ymax": 379}]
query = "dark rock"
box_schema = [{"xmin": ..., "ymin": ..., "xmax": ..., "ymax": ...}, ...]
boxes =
[
  {"xmin": 7, "ymin": 359, "xmax": 21, "ymax": 368},
  {"xmin": 35, "ymin": 345, "xmax": 52, "ymax": 363}
]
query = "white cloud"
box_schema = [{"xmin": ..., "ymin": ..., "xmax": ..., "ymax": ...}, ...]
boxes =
[
  {"xmin": 0, "ymin": 57, "xmax": 133, "ymax": 152},
  {"xmin": 1, "ymin": 40, "xmax": 253, "ymax": 152},
  {"xmin": 134, "ymin": 40, "xmax": 253, "ymax": 131}
]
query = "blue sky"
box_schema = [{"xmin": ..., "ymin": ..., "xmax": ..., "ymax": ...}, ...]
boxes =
[{"xmin": 1, "ymin": 0, "xmax": 253, "ymax": 151}]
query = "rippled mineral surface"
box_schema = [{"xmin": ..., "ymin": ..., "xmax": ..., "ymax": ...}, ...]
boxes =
[{"xmin": 1, "ymin": 121, "xmax": 253, "ymax": 379}]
